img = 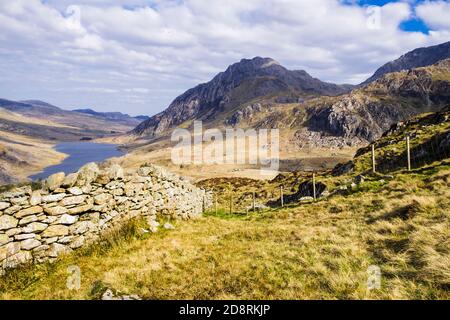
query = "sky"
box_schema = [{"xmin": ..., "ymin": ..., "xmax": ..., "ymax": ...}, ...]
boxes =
[{"xmin": 0, "ymin": 0, "xmax": 449, "ymax": 116}]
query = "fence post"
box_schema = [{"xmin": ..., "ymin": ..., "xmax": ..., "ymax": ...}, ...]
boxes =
[
  {"xmin": 229, "ymin": 184, "xmax": 233, "ymax": 214},
  {"xmin": 252, "ymin": 191, "xmax": 256, "ymax": 212},
  {"xmin": 313, "ymin": 173, "xmax": 316, "ymax": 201},
  {"xmin": 406, "ymin": 135, "xmax": 411, "ymax": 171},
  {"xmin": 372, "ymin": 144, "xmax": 376, "ymax": 174},
  {"xmin": 280, "ymin": 186, "xmax": 284, "ymax": 207}
]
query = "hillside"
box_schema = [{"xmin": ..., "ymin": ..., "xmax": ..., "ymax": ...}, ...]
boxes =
[
  {"xmin": 362, "ymin": 41, "xmax": 450, "ymax": 85},
  {"xmin": 0, "ymin": 99, "xmax": 140, "ymax": 185},
  {"xmin": 73, "ymin": 108, "xmax": 146, "ymax": 127},
  {"xmin": 1, "ymin": 108, "xmax": 448, "ymax": 300}
]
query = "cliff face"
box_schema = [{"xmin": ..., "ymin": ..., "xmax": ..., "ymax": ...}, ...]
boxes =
[
  {"xmin": 132, "ymin": 57, "xmax": 353, "ymax": 137},
  {"xmin": 362, "ymin": 41, "xmax": 450, "ymax": 85},
  {"xmin": 306, "ymin": 59, "xmax": 450, "ymax": 145}
]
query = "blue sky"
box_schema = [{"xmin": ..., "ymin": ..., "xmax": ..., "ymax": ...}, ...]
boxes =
[{"xmin": 0, "ymin": 0, "xmax": 449, "ymax": 116}]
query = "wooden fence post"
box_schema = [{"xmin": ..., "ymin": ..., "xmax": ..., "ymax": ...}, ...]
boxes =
[
  {"xmin": 280, "ymin": 186, "xmax": 284, "ymax": 207},
  {"xmin": 313, "ymin": 173, "xmax": 316, "ymax": 201},
  {"xmin": 252, "ymin": 191, "xmax": 256, "ymax": 212},
  {"xmin": 229, "ymin": 184, "xmax": 233, "ymax": 214},
  {"xmin": 372, "ymin": 144, "xmax": 376, "ymax": 174},
  {"xmin": 406, "ymin": 135, "xmax": 411, "ymax": 171}
]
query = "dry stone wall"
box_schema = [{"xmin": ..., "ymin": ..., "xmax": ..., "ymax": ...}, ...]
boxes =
[{"xmin": 0, "ymin": 163, "xmax": 211, "ymax": 274}]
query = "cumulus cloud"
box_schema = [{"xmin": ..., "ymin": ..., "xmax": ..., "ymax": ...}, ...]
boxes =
[{"xmin": 0, "ymin": 0, "xmax": 449, "ymax": 115}]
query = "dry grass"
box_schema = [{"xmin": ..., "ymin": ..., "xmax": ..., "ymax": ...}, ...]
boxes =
[{"xmin": 0, "ymin": 162, "xmax": 448, "ymax": 300}]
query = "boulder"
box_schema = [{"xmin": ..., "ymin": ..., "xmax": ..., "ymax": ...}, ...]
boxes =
[
  {"xmin": 62, "ymin": 173, "xmax": 78, "ymax": 188},
  {"xmin": 21, "ymin": 239, "xmax": 42, "ymax": 250},
  {"xmin": 46, "ymin": 172, "xmax": 66, "ymax": 191},
  {"xmin": 0, "ymin": 242, "xmax": 21, "ymax": 261},
  {"xmin": 2, "ymin": 251, "xmax": 32, "ymax": 269},
  {"xmin": 59, "ymin": 214, "xmax": 78, "ymax": 225},
  {"xmin": 76, "ymin": 162, "xmax": 99, "ymax": 186},
  {"xmin": 0, "ymin": 202, "xmax": 10, "ymax": 210},
  {"xmin": 29, "ymin": 191, "xmax": 42, "ymax": 206},
  {"xmin": 68, "ymin": 187, "xmax": 83, "ymax": 196},
  {"xmin": 108, "ymin": 164, "xmax": 124, "ymax": 180}
]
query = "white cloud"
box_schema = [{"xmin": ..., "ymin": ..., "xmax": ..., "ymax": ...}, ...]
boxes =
[
  {"xmin": 0, "ymin": 0, "xmax": 449, "ymax": 116},
  {"xmin": 416, "ymin": 0, "xmax": 450, "ymax": 30}
]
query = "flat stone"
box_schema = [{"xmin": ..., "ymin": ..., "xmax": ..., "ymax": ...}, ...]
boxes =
[
  {"xmin": 4, "ymin": 205, "xmax": 21, "ymax": 215},
  {"xmin": 29, "ymin": 191, "xmax": 42, "ymax": 206},
  {"xmin": 46, "ymin": 172, "xmax": 66, "ymax": 191},
  {"xmin": 76, "ymin": 162, "xmax": 99, "ymax": 186},
  {"xmin": 69, "ymin": 236, "xmax": 85, "ymax": 249},
  {"xmin": 0, "ymin": 234, "xmax": 11, "ymax": 246},
  {"xmin": 18, "ymin": 215, "xmax": 38, "ymax": 225},
  {"xmin": 54, "ymin": 188, "xmax": 66, "ymax": 194},
  {"xmin": 108, "ymin": 164, "xmax": 124, "ymax": 180},
  {"xmin": 0, "ymin": 202, "xmax": 11, "ymax": 210},
  {"xmin": 22, "ymin": 222, "xmax": 48, "ymax": 233},
  {"xmin": 67, "ymin": 203, "xmax": 93, "ymax": 215},
  {"xmin": 0, "ymin": 242, "xmax": 21, "ymax": 261},
  {"xmin": 59, "ymin": 195, "xmax": 87, "ymax": 206},
  {"xmin": 59, "ymin": 214, "xmax": 78, "ymax": 225},
  {"xmin": 44, "ymin": 237, "xmax": 58, "ymax": 244},
  {"xmin": 14, "ymin": 233, "xmax": 36, "ymax": 240},
  {"xmin": 94, "ymin": 193, "xmax": 110, "ymax": 205},
  {"xmin": 10, "ymin": 197, "xmax": 29, "ymax": 206},
  {"xmin": 44, "ymin": 206, "xmax": 68, "ymax": 216},
  {"xmin": 42, "ymin": 193, "xmax": 66, "ymax": 203},
  {"xmin": 5, "ymin": 228, "xmax": 21, "ymax": 236},
  {"xmin": 15, "ymin": 206, "xmax": 43, "ymax": 218},
  {"xmin": 21, "ymin": 239, "xmax": 41, "ymax": 250},
  {"xmin": 0, "ymin": 215, "xmax": 18, "ymax": 231},
  {"xmin": 68, "ymin": 187, "xmax": 83, "ymax": 195},
  {"xmin": 42, "ymin": 225, "xmax": 69, "ymax": 238}
]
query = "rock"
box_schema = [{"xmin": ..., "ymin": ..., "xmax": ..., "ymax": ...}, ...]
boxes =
[
  {"xmin": 0, "ymin": 234, "xmax": 11, "ymax": 246},
  {"xmin": 0, "ymin": 242, "xmax": 21, "ymax": 261},
  {"xmin": 15, "ymin": 206, "xmax": 43, "ymax": 218},
  {"xmin": 76, "ymin": 162, "xmax": 99, "ymax": 186},
  {"xmin": 29, "ymin": 191, "xmax": 42, "ymax": 206},
  {"xmin": 108, "ymin": 164, "xmax": 124, "ymax": 180},
  {"xmin": 67, "ymin": 203, "xmax": 93, "ymax": 215},
  {"xmin": 138, "ymin": 167, "xmax": 152, "ymax": 177},
  {"xmin": 22, "ymin": 222, "xmax": 48, "ymax": 233},
  {"xmin": 44, "ymin": 206, "xmax": 68, "ymax": 216},
  {"xmin": 69, "ymin": 236, "xmax": 85, "ymax": 249},
  {"xmin": 59, "ymin": 214, "xmax": 78, "ymax": 225},
  {"xmin": 163, "ymin": 222, "xmax": 175, "ymax": 230},
  {"xmin": 18, "ymin": 215, "xmax": 38, "ymax": 225},
  {"xmin": 21, "ymin": 239, "xmax": 41, "ymax": 250},
  {"xmin": 94, "ymin": 193, "xmax": 110, "ymax": 205},
  {"xmin": 42, "ymin": 225, "xmax": 69, "ymax": 238},
  {"xmin": 10, "ymin": 197, "xmax": 29, "ymax": 206},
  {"xmin": 0, "ymin": 215, "xmax": 18, "ymax": 231},
  {"xmin": 14, "ymin": 233, "xmax": 36, "ymax": 240},
  {"xmin": 54, "ymin": 188, "xmax": 66, "ymax": 194},
  {"xmin": 42, "ymin": 193, "xmax": 66, "ymax": 203},
  {"xmin": 59, "ymin": 195, "xmax": 87, "ymax": 206},
  {"xmin": 2, "ymin": 251, "xmax": 32, "ymax": 269},
  {"xmin": 2, "ymin": 186, "xmax": 31, "ymax": 198},
  {"xmin": 68, "ymin": 187, "xmax": 83, "ymax": 195},
  {"xmin": 62, "ymin": 173, "xmax": 78, "ymax": 188},
  {"xmin": 351, "ymin": 182, "xmax": 357, "ymax": 189},
  {"xmin": 102, "ymin": 289, "xmax": 115, "ymax": 300},
  {"xmin": 46, "ymin": 172, "xmax": 66, "ymax": 191},
  {"xmin": 5, "ymin": 228, "xmax": 21, "ymax": 236},
  {"xmin": 70, "ymin": 221, "xmax": 91, "ymax": 235},
  {"xmin": 0, "ymin": 202, "xmax": 10, "ymax": 210},
  {"xmin": 95, "ymin": 172, "xmax": 111, "ymax": 185},
  {"xmin": 4, "ymin": 205, "xmax": 21, "ymax": 215},
  {"xmin": 48, "ymin": 243, "xmax": 71, "ymax": 258},
  {"xmin": 299, "ymin": 196, "xmax": 314, "ymax": 202}
]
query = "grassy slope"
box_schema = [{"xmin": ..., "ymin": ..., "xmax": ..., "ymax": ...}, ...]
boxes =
[{"xmin": 0, "ymin": 160, "xmax": 448, "ymax": 300}]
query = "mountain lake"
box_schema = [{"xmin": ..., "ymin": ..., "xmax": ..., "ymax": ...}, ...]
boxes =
[{"xmin": 30, "ymin": 142, "xmax": 125, "ymax": 181}]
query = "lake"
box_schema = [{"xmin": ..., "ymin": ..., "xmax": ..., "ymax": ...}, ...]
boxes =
[{"xmin": 30, "ymin": 142, "xmax": 125, "ymax": 181}]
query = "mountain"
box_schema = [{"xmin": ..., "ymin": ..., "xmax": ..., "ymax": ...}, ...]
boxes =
[
  {"xmin": 362, "ymin": 41, "xmax": 450, "ymax": 85},
  {"xmin": 0, "ymin": 99, "xmax": 138, "ymax": 136},
  {"xmin": 73, "ymin": 108, "xmax": 145, "ymax": 126},
  {"xmin": 132, "ymin": 57, "xmax": 354, "ymax": 137}
]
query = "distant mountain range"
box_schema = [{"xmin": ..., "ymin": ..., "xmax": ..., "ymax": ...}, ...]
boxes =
[
  {"xmin": 73, "ymin": 108, "xmax": 148, "ymax": 125},
  {"xmin": 131, "ymin": 41, "xmax": 450, "ymax": 149}
]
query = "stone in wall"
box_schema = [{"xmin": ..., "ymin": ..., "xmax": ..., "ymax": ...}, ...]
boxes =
[{"xmin": 0, "ymin": 163, "xmax": 212, "ymax": 274}]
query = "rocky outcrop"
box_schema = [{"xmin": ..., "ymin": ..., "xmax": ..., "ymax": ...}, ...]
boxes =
[
  {"xmin": 132, "ymin": 57, "xmax": 353, "ymax": 137},
  {"xmin": 0, "ymin": 163, "xmax": 212, "ymax": 273},
  {"xmin": 306, "ymin": 59, "xmax": 450, "ymax": 146},
  {"xmin": 362, "ymin": 41, "xmax": 450, "ymax": 85}
]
